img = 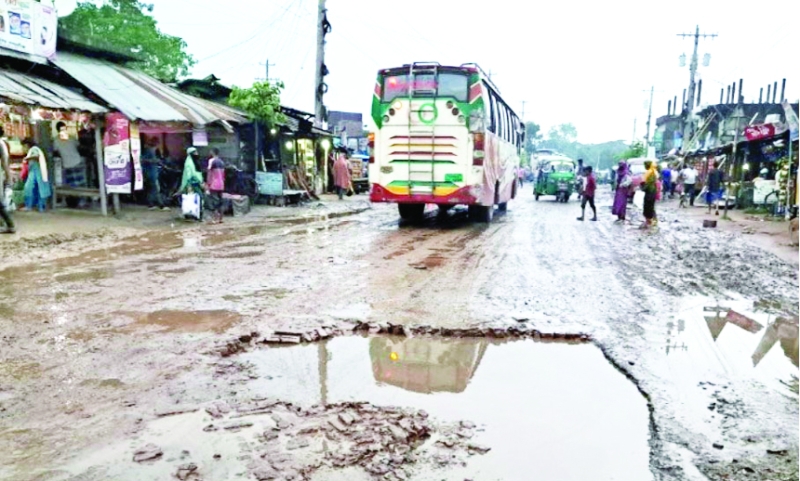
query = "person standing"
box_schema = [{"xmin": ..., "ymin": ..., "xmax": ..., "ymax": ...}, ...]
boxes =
[
  {"xmin": 53, "ymin": 122, "xmax": 86, "ymax": 189},
  {"xmin": 22, "ymin": 138, "xmax": 50, "ymax": 212},
  {"xmin": 333, "ymin": 152, "xmax": 351, "ymax": 200},
  {"xmin": 641, "ymin": 160, "xmax": 659, "ymax": 228},
  {"xmin": 179, "ymin": 146, "xmax": 205, "ymax": 220},
  {"xmin": 141, "ymin": 136, "xmax": 168, "ymax": 211},
  {"xmin": 705, "ymin": 160, "xmax": 725, "ymax": 216},
  {"xmin": 206, "ymin": 148, "xmax": 225, "ymax": 224},
  {"xmin": 576, "ymin": 166, "xmax": 597, "ymax": 221},
  {"xmin": 517, "ymin": 166, "xmax": 524, "ymax": 188},
  {"xmin": 680, "ymin": 162, "xmax": 699, "ymax": 206},
  {"xmin": 0, "ymin": 127, "xmax": 15, "ymax": 233},
  {"xmin": 611, "ymin": 161, "xmax": 631, "ymax": 222},
  {"xmin": 661, "ymin": 164, "xmax": 672, "ymax": 200}
]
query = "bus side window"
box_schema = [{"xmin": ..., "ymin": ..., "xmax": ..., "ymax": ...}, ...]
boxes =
[
  {"xmin": 485, "ymin": 83, "xmax": 498, "ymax": 134},
  {"xmin": 498, "ymin": 98, "xmax": 507, "ymax": 141}
]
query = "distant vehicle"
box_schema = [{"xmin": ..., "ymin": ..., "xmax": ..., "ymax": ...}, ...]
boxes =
[
  {"xmin": 533, "ymin": 155, "xmax": 577, "ymax": 202},
  {"xmin": 350, "ymin": 154, "xmax": 369, "ymax": 194},
  {"xmin": 368, "ymin": 62, "xmax": 523, "ymax": 223}
]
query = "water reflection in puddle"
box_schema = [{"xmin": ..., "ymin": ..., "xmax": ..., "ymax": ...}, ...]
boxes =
[
  {"xmin": 668, "ymin": 296, "xmax": 798, "ymax": 389},
  {"xmin": 241, "ymin": 336, "xmax": 653, "ymax": 481}
]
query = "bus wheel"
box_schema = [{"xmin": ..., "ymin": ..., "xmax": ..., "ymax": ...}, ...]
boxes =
[
  {"xmin": 398, "ymin": 203, "xmax": 425, "ymax": 220},
  {"xmin": 498, "ymin": 202, "xmax": 508, "ymax": 212},
  {"xmin": 469, "ymin": 205, "xmax": 493, "ymax": 223},
  {"xmin": 535, "ymin": 193, "xmax": 540, "ymax": 201}
]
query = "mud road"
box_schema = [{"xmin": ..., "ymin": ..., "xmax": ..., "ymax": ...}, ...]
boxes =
[{"xmin": 0, "ymin": 187, "xmax": 797, "ymax": 481}]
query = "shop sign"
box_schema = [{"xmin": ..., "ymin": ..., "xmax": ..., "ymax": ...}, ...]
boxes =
[
  {"xmin": 0, "ymin": 1, "xmax": 57, "ymax": 58},
  {"xmin": 744, "ymin": 123, "xmax": 776, "ymax": 141},
  {"xmin": 103, "ymin": 113, "xmax": 132, "ymax": 194},
  {"xmin": 192, "ymin": 128, "xmax": 208, "ymax": 146}
]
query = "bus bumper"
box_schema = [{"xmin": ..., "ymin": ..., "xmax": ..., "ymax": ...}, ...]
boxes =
[{"xmin": 370, "ymin": 184, "xmax": 480, "ymax": 205}]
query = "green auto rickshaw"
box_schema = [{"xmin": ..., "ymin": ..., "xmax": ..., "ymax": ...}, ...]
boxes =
[{"xmin": 533, "ymin": 156, "xmax": 577, "ymax": 203}]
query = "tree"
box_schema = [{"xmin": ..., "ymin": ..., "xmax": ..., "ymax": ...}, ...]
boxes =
[
  {"xmin": 617, "ymin": 141, "xmax": 646, "ymax": 161},
  {"xmin": 524, "ymin": 122, "xmax": 542, "ymax": 154},
  {"xmin": 59, "ymin": 0, "xmax": 195, "ymax": 82},
  {"xmin": 228, "ymin": 81, "xmax": 287, "ymax": 125}
]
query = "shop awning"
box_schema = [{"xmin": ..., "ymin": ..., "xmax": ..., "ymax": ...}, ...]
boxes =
[
  {"xmin": 50, "ymin": 52, "xmax": 247, "ymax": 125},
  {"xmin": 0, "ymin": 68, "xmax": 107, "ymax": 113}
]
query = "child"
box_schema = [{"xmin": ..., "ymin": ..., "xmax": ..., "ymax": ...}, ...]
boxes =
[
  {"xmin": 206, "ymin": 148, "xmax": 225, "ymax": 224},
  {"xmin": 577, "ymin": 166, "xmax": 597, "ymax": 221}
]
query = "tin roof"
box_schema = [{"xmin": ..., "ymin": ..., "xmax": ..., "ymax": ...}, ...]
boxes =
[
  {"xmin": 50, "ymin": 52, "xmax": 247, "ymax": 124},
  {"xmin": 0, "ymin": 68, "xmax": 107, "ymax": 113}
]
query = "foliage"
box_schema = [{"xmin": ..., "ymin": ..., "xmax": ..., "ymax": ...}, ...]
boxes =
[
  {"xmin": 616, "ymin": 141, "xmax": 646, "ymax": 161},
  {"xmin": 59, "ymin": 0, "xmax": 195, "ymax": 82},
  {"xmin": 228, "ymin": 81, "xmax": 287, "ymax": 125},
  {"xmin": 524, "ymin": 122, "xmax": 542, "ymax": 154},
  {"xmin": 534, "ymin": 122, "xmax": 629, "ymax": 172}
]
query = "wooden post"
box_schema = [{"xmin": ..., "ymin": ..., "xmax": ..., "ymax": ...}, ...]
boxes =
[
  {"xmin": 94, "ymin": 120, "xmax": 108, "ymax": 216},
  {"xmin": 112, "ymin": 193, "xmax": 120, "ymax": 215}
]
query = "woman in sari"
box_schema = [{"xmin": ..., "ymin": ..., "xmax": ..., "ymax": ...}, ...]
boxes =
[
  {"xmin": 641, "ymin": 160, "xmax": 659, "ymax": 228},
  {"xmin": 22, "ymin": 138, "xmax": 51, "ymax": 212},
  {"xmin": 611, "ymin": 161, "xmax": 630, "ymax": 222},
  {"xmin": 179, "ymin": 147, "xmax": 206, "ymax": 220}
]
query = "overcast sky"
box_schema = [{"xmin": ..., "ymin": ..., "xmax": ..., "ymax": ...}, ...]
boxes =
[{"xmin": 54, "ymin": 0, "xmax": 799, "ymax": 144}]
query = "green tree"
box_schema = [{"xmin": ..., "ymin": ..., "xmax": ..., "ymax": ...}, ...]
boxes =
[
  {"xmin": 228, "ymin": 81, "xmax": 287, "ymax": 125},
  {"xmin": 617, "ymin": 141, "xmax": 646, "ymax": 161},
  {"xmin": 524, "ymin": 122, "xmax": 542, "ymax": 153},
  {"xmin": 59, "ymin": 0, "xmax": 195, "ymax": 82}
]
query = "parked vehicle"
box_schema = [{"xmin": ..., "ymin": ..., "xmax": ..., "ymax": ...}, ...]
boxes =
[
  {"xmin": 533, "ymin": 156, "xmax": 576, "ymax": 202},
  {"xmin": 350, "ymin": 154, "xmax": 369, "ymax": 194}
]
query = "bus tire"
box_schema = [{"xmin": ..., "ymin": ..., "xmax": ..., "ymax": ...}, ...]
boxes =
[
  {"xmin": 535, "ymin": 193, "xmax": 540, "ymax": 201},
  {"xmin": 498, "ymin": 202, "xmax": 508, "ymax": 212},
  {"xmin": 398, "ymin": 203, "xmax": 425, "ymax": 220},
  {"xmin": 469, "ymin": 205, "xmax": 493, "ymax": 223}
]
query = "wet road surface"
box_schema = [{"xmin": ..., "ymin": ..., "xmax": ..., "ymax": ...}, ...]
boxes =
[{"xmin": 0, "ymin": 187, "xmax": 797, "ymax": 480}]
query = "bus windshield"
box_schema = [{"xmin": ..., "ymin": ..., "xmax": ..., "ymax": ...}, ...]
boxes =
[{"xmin": 381, "ymin": 72, "xmax": 469, "ymax": 103}]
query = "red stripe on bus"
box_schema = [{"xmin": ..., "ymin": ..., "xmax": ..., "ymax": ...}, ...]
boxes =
[
  {"xmin": 468, "ymin": 82, "xmax": 481, "ymax": 102},
  {"xmin": 374, "ymin": 82, "xmax": 381, "ymax": 97},
  {"xmin": 389, "ymin": 152, "xmax": 456, "ymax": 156},
  {"xmin": 389, "ymin": 135, "xmax": 457, "ymax": 140}
]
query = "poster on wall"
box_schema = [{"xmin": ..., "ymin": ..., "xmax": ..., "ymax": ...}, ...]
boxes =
[
  {"xmin": 103, "ymin": 113, "xmax": 132, "ymax": 194},
  {"xmin": 0, "ymin": 1, "xmax": 57, "ymax": 58},
  {"xmin": 129, "ymin": 121, "xmax": 143, "ymax": 191}
]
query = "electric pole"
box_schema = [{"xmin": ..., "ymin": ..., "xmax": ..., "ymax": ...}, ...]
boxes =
[
  {"xmin": 677, "ymin": 26, "xmax": 717, "ymax": 153},
  {"xmin": 260, "ymin": 59, "xmax": 276, "ymax": 82},
  {"xmin": 520, "ymin": 101, "xmax": 526, "ymax": 122},
  {"xmin": 314, "ymin": 0, "xmax": 330, "ymax": 128},
  {"xmin": 632, "ymin": 118, "xmax": 637, "ymax": 144},
  {"xmin": 644, "ymin": 86, "xmax": 654, "ymax": 154}
]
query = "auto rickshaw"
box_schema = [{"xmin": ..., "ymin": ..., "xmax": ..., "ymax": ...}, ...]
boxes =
[{"xmin": 533, "ymin": 156, "xmax": 577, "ymax": 202}]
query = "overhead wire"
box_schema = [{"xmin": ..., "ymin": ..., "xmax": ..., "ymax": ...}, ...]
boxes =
[{"xmin": 194, "ymin": 0, "xmax": 302, "ymax": 64}]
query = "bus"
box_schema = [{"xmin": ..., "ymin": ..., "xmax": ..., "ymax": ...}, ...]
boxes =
[{"xmin": 368, "ymin": 62, "xmax": 524, "ymax": 222}]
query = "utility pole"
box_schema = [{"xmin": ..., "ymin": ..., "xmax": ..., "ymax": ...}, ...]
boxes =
[
  {"xmin": 644, "ymin": 86, "xmax": 654, "ymax": 154},
  {"xmin": 520, "ymin": 100, "xmax": 526, "ymax": 122},
  {"xmin": 260, "ymin": 59, "xmax": 276, "ymax": 82},
  {"xmin": 677, "ymin": 26, "xmax": 717, "ymax": 153},
  {"xmin": 632, "ymin": 118, "xmax": 637, "ymax": 144},
  {"xmin": 313, "ymin": 0, "xmax": 329, "ymax": 128}
]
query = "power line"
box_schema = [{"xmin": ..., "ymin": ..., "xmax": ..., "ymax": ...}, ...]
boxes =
[{"xmin": 194, "ymin": 0, "xmax": 301, "ymax": 64}]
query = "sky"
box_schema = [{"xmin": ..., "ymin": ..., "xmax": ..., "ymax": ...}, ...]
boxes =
[{"xmin": 53, "ymin": 0, "xmax": 799, "ymax": 144}]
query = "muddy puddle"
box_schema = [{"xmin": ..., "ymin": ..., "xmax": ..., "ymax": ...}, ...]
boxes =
[
  {"xmin": 122, "ymin": 309, "xmax": 243, "ymax": 334},
  {"xmin": 238, "ymin": 336, "xmax": 653, "ymax": 480},
  {"xmin": 667, "ymin": 296, "xmax": 798, "ymax": 390},
  {"xmin": 45, "ymin": 336, "xmax": 652, "ymax": 481}
]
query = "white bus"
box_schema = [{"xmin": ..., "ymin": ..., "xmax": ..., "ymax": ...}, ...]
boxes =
[{"xmin": 368, "ymin": 62, "xmax": 523, "ymax": 222}]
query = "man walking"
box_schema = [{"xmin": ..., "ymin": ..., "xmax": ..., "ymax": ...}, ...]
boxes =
[
  {"xmin": 680, "ymin": 162, "xmax": 699, "ymax": 206},
  {"xmin": 576, "ymin": 166, "xmax": 597, "ymax": 221},
  {"xmin": 0, "ymin": 126, "xmax": 15, "ymax": 233},
  {"xmin": 705, "ymin": 160, "xmax": 725, "ymax": 216},
  {"xmin": 333, "ymin": 152, "xmax": 351, "ymax": 200}
]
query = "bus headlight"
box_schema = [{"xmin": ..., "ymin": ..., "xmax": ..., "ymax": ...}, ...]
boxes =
[
  {"xmin": 392, "ymin": 100, "xmax": 403, "ymax": 111},
  {"xmin": 383, "ymin": 115, "xmax": 390, "ymax": 123},
  {"xmin": 458, "ymin": 115, "xmax": 465, "ymax": 123}
]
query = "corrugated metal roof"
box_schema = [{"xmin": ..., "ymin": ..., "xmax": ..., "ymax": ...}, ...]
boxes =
[
  {"xmin": 51, "ymin": 52, "xmax": 248, "ymax": 125},
  {"xmin": 50, "ymin": 52, "xmax": 187, "ymax": 122},
  {"xmin": 0, "ymin": 68, "xmax": 107, "ymax": 113}
]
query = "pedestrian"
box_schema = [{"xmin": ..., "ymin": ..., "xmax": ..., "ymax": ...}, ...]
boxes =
[
  {"xmin": 641, "ymin": 160, "xmax": 659, "ymax": 228},
  {"xmin": 333, "ymin": 152, "xmax": 351, "ymax": 200},
  {"xmin": 179, "ymin": 146, "xmax": 206, "ymax": 220},
  {"xmin": 576, "ymin": 166, "xmax": 597, "ymax": 221},
  {"xmin": 0, "ymin": 126, "xmax": 15, "ymax": 233},
  {"xmin": 611, "ymin": 161, "xmax": 631, "ymax": 222},
  {"xmin": 53, "ymin": 121, "xmax": 86, "ymax": 189},
  {"xmin": 661, "ymin": 164, "xmax": 672, "ymax": 199},
  {"xmin": 680, "ymin": 162, "xmax": 699, "ymax": 206},
  {"xmin": 517, "ymin": 166, "xmax": 524, "ymax": 188},
  {"xmin": 705, "ymin": 160, "xmax": 725, "ymax": 216},
  {"xmin": 21, "ymin": 138, "xmax": 50, "ymax": 213},
  {"xmin": 206, "ymin": 148, "xmax": 225, "ymax": 224},
  {"xmin": 141, "ymin": 136, "xmax": 168, "ymax": 211}
]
